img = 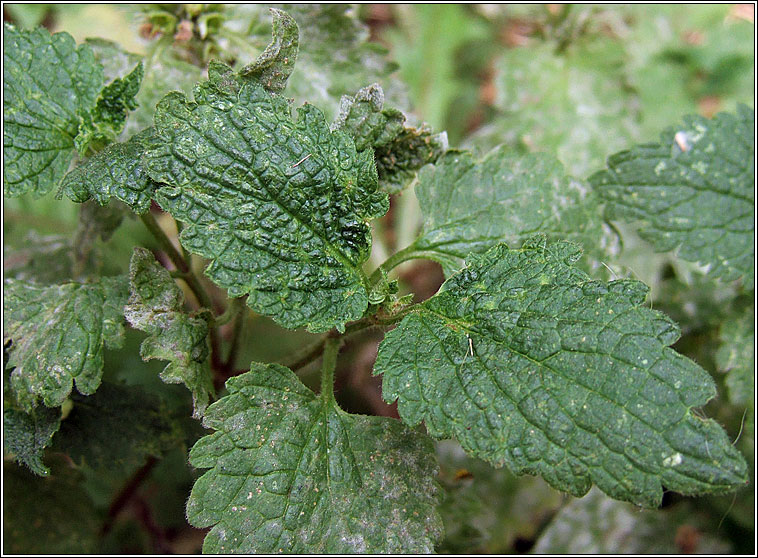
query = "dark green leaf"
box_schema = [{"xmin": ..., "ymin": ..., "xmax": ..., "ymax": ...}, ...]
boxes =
[
  {"xmin": 3, "ymin": 24, "xmax": 103, "ymax": 197},
  {"xmin": 3, "ymin": 406, "xmax": 61, "ymax": 476},
  {"xmin": 334, "ymin": 83, "xmax": 447, "ymax": 193},
  {"xmin": 590, "ymin": 106, "xmax": 755, "ymax": 288},
  {"xmin": 240, "ymin": 8, "xmax": 299, "ymax": 93},
  {"xmin": 187, "ymin": 363, "xmax": 442, "ymax": 553},
  {"xmin": 333, "ymin": 84, "xmax": 405, "ymax": 152},
  {"xmin": 374, "ymin": 237, "xmax": 748, "ymax": 507},
  {"xmin": 52, "ymin": 382, "xmax": 186, "ymax": 473},
  {"xmin": 412, "ymin": 148, "xmax": 606, "ymax": 276},
  {"xmin": 145, "ymin": 66, "xmax": 388, "ymax": 332},
  {"xmin": 74, "ymin": 61, "xmax": 144, "ymax": 153},
  {"xmin": 125, "ymin": 248, "xmax": 214, "ymax": 418},
  {"xmin": 61, "ymin": 128, "xmax": 160, "ymax": 214},
  {"xmin": 4, "ymin": 276, "xmax": 129, "ymax": 410},
  {"xmin": 4, "ymin": 459, "xmax": 100, "ymax": 553}
]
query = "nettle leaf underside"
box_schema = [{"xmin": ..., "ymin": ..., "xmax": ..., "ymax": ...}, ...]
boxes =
[
  {"xmin": 144, "ymin": 64, "xmax": 388, "ymax": 332},
  {"xmin": 4, "ymin": 276, "xmax": 129, "ymax": 411},
  {"xmin": 374, "ymin": 237, "xmax": 748, "ymax": 507},
  {"xmin": 187, "ymin": 363, "xmax": 442, "ymax": 553},
  {"xmin": 125, "ymin": 248, "xmax": 214, "ymax": 418},
  {"xmin": 591, "ymin": 106, "xmax": 755, "ymax": 288}
]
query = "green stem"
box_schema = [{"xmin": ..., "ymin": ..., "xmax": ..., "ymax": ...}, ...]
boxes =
[
  {"xmin": 213, "ymin": 296, "xmax": 245, "ymax": 327},
  {"xmin": 222, "ymin": 298, "xmax": 247, "ymax": 370},
  {"xmin": 368, "ymin": 244, "xmax": 442, "ymax": 286},
  {"xmin": 320, "ymin": 337, "xmax": 342, "ymax": 405}
]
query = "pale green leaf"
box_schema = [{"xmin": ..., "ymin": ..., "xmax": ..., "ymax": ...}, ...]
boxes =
[
  {"xmin": 4, "ymin": 276, "xmax": 129, "ymax": 410},
  {"xmin": 125, "ymin": 248, "xmax": 214, "ymax": 418},
  {"xmin": 374, "ymin": 237, "xmax": 748, "ymax": 507},
  {"xmin": 61, "ymin": 128, "xmax": 160, "ymax": 214},
  {"xmin": 187, "ymin": 363, "xmax": 442, "ymax": 553},
  {"xmin": 239, "ymin": 8, "xmax": 298, "ymax": 93},
  {"xmin": 467, "ymin": 41, "xmax": 640, "ymax": 178},
  {"xmin": 226, "ymin": 5, "xmax": 406, "ymax": 120},
  {"xmin": 3, "ymin": 406, "xmax": 61, "ymax": 476},
  {"xmin": 3, "ymin": 24, "xmax": 103, "ymax": 197},
  {"xmin": 590, "ymin": 106, "xmax": 755, "ymax": 288},
  {"xmin": 144, "ymin": 65, "xmax": 388, "ymax": 332},
  {"xmin": 411, "ymin": 148, "xmax": 607, "ymax": 276},
  {"xmin": 533, "ymin": 487, "xmax": 731, "ymax": 553},
  {"xmin": 715, "ymin": 304, "xmax": 755, "ymax": 408},
  {"xmin": 84, "ymin": 37, "xmax": 143, "ymax": 83}
]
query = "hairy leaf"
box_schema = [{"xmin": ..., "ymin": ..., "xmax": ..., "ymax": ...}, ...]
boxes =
[
  {"xmin": 187, "ymin": 363, "xmax": 442, "ymax": 553},
  {"xmin": 145, "ymin": 64, "xmax": 388, "ymax": 332},
  {"xmin": 334, "ymin": 83, "xmax": 447, "ymax": 193},
  {"xmin": 4, "ymin": 276, "xmax": 129, "ymax": 410},
  {"xmin": 590, "ymin": 106, "xmax": 755, "ymax": 288},
  {"xmin": 3, "ymin": 24, "xmax": 103, "ymax": 197},
  {"xmin": 715, "ymin": 304, "xmax": 754, "ymax": 408},
  {"xmin": 374, "ymin": 237, "xmax": 748, "ymax": 507},
  {"xmin": 125, "ymin": 248, "xmax": 214, "ymax": 418},
  {"xmin": 412, "ymin": 148, "xmax": 606, "ymax": 276},
  {"xmin": 3, "ymin": 406, "xmax": 61, "ymax": 476},
  {"xmin": 240, "ymin": 8, "xmax": 298, "ymax": 93},
  {"xmin": 52, "ymin": 382, "xmax": 186, "ymax": 473},
  {"xmin": 61, "ymin": 128, "xmax": 160, "ymax": 213}
]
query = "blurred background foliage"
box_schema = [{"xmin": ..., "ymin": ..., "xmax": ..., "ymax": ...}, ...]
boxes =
[{"xmin": 3, "ymin": 3, "xmax": 754, "ymax": 554}]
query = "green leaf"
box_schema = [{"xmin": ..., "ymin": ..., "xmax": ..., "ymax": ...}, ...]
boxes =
[
  {"xmin": 187, "ymin": 363, "xmax": 442, "ymax": 553},
  {"xmin": 4, "ymin": 276, "xmax": 129, "ymax": 410},
  {"xmin": 333, "ymin": 84, "xmax": 406, "ymax": 152},
  {"xmin": 590, "ymin": 106, "xmax": 755, "ymax": 288},
  {"xmin": 4, "ymin": 232, "xmax": 77, "ymax": 284},
  {"xmin": 61, "ymin": 128, "xmax": 159, "ymax": 214},
  {"xmin": 533, "ymin": 487, "xmax": 732, "ymax": 553},
  {"xmin": 74, "ymin": 61, "xmax": 144, "ymax": 153},
  {"xmin": 239, "ymin": 8, "xmax": 299, "ymax": 93},
  {"xmin": 411, "ymin": 148, "xmax": 606, "ymax": 276},
  {"xmin": 3, "ymin": 24, "xmax": 104, "ymax": 197},
  {"xmin": 715, "ymin": 304, "xmax": 754, "ymax": 408},
  {"xmin": 4, "ymin": 459, "xmax": 100, "ymax": 554},
  {"xmin": 435, "ymin": 440, "xmax": 562, "ymax": 554},
  {"xmin": 52, "ymin": 382, "xmax": 186, "ymax": 473},
  {"xmin": 125, "ymin": 248, "xmax": 214, "ymax": 418},
  {"xmin": 145, "ymin": 66, "xmax": 389, "ymax": 332},
  {"xmin": 334, "ymin": 83, "xmax": 448, "ymax": 194},
  {"xmin": 3, "ymin": 406, "xmax": 61, "ymax": 476},
  {"xmin": 374, "ymin": 237, "xmax": 748, "ymax": 507},
  {"xmin": 467, "ymin": 40, "xmax": 639, "ymax": 177},
  {"xmin": 84, "ymin": 37, "xmax": 143, "ymax": 83},
  {"xmin": 226, "ymin": 5, "xmax": 405, "ymax": 120},
  {"xmin": 375, "ymin": 124, "xmax": 448, "ymax": 194}
]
